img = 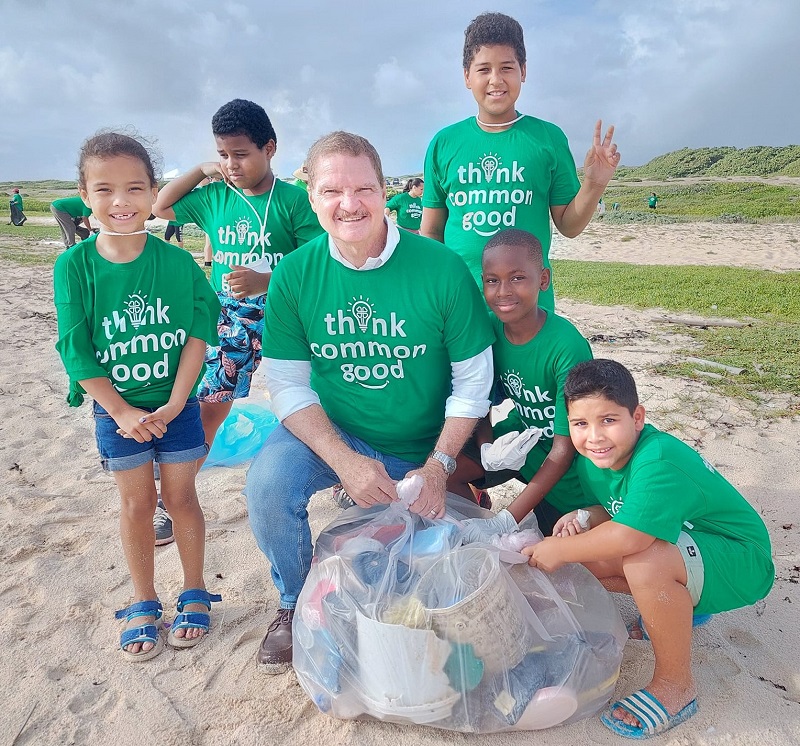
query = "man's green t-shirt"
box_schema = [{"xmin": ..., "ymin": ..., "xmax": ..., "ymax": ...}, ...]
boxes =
[
  {"xmin": 386, "ymin": 192, "xmax": 423, "ymax": 231},
  {"xmin": 172, "ymin": 179, "xmax": 322, "ymax": 293},
  {"xmin": 263, "ymin": 231, "xmax": 494, "ymax": 462},
  {"xmin": 54, "ymin": 234, "xmax": 220, "ymax": 408},
  {"xmin": 576, "ymin": 424, "xmax": 774, "ymax": 614},
  {"xmin": 423, "ymin": 115, "xmax": 580, "ymax": 310},
  {"xmin": 52, "ymin": 196, "xmax": 92, "ymax": 218},
  {"xmin": 492, "ymin": 311, "xmax": 592, "ymax": 512}
]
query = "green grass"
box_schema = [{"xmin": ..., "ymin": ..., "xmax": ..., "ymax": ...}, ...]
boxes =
[
  {"xmin": 598, "ymin": 182, "xmax": 800, "ymax": 221},
  {"xmin": 553, "ymin": 260, "xmax": 800, "ymax": 401}
]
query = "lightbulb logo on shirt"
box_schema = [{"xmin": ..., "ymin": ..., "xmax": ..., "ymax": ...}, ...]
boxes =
[
  {"xmin": 96, "ymin": 291, "xmax": 187, "ymax": 391},
  {"xmin": 608, "ymin": 497, "xmax": 624, "ymax": 515},
  {"xmin": 501, "ymin": 369, "xmax": 556, "ymax": 439},
  {"xmin": 447, "ymin": 154, "xmax": 533, "ymax": 237},
  {"xmin": 214, "ymin": 214, "xmax": 283, "ymax": 278},
  {"xmin": 309, "ymin": 296, "xmax": 427, "ymax": 390}
]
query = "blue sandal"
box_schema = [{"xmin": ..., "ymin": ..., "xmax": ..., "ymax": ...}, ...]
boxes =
[
  {"xmin": 601, "ymin": 688, "xmax": 698, "ymax": 738},
  {"xmin": 167, "ymin": 589, "xmax": 222, "ymax": 648},
  {"xmin": 115, "ymin": 600, "xmax": 164, "ymax": 662}
]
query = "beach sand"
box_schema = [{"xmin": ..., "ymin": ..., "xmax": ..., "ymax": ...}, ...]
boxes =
[{"xmin": 1, "ymin": 221, "xmax": 798, "ymax": 745}]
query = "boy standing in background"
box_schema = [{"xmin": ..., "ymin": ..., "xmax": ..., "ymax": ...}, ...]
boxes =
[{"xmin": 422, "ymin": 12, "xmax": 620, "ymax": 309}]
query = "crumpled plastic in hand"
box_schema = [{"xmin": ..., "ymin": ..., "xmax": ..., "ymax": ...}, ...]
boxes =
[
  {"xmin": 395, "ymin": 474, "xmax": 424, "ymax": 508},
  {"xmin": 489, "ymin": 529, "xmax": 543, "ymax": 553},
  {"xmin": 576, "ymin": 509, "xmax": 591, "ymax": 530},
  {"xmin": 480, "ymin": 428, "xmax": 543, "ymax": 471}
]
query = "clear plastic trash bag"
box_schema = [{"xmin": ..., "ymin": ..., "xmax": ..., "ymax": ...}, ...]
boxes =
[
  {"xmin": 202, "ymin": 399, "xmax": 278, "ymax": 468},
  {"xmin": 293, "ymin": 493, "xmax": 627, "ymax": 732}
]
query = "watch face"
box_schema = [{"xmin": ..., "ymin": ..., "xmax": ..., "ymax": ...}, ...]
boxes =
[{"xmin": 433, "ymin": 450, "xmax": 456, "ymax": 474}]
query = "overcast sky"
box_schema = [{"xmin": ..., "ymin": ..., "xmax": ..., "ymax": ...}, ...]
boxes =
[{"xmin": 1, "ymin": 0, "xmax": 797, "ymax": 181}]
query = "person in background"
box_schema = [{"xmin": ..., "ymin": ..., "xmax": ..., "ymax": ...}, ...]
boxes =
[
  {"xmin": 51, "ymin": 195, "xmax": 93, "ymax": 249},
  {"xmin": 384, "ymin": 177, "xmax": 424, "ymax": 233},
  {"xmin": 292, "ymin": 163, "xmax": 309, "ymax": 192},
  {"xmin": 9, "ymin": 188, "xmax": 26, "ymax": 226}
]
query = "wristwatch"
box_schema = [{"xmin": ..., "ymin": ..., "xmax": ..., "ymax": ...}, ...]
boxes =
[{"xmin": 428, "ymin": 450, "xmax": 457, "ymax": 475}]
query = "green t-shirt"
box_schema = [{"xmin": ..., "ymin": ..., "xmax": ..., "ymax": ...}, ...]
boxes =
[
  {"xmin": 386, "ymin": 192, "xmax": 423, "ymax": 230},
  {"xmin": 492, "ymin": 311, "xmax": 592, "ymax": 512},
  {"xmin": 54, "ymin": 234, "xmax": 221, "ymax": 408},
  {"xmin": 51, "ymin": 196, "xmax": 92, "ymax": 218},
  {"xmin": 263, "ymin": 231, "xmax": 495, "ymax": 462},
  {"xmin": 576, "ymin": 424, "xmax": 774, "ymax": 613},
  {"xmin": 648, "ymin": 195, "xmax": 658, "ymax": 208},
  {"xmin": 293, "ymin": 179, "xmax": 309, "ymax": 192},
  {"xmin": 172, "ymin": 179, "xmax": 322, "ymax": 293},
  {"xmin": 11, "ymin": 193, "xmax": 22, "ymax": 209},
  {"xmin": 423, "ymin": 115, "xmax": 580, "ymax": 310}
]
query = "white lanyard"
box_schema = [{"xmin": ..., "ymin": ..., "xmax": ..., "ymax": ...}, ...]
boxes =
[{"xmin": 224, "ymin": 176, "xmax": 276, "ymax": 245}]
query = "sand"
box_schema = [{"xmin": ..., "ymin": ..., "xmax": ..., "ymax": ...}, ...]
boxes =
[{"xmin": 1, "ymin": 221, "xmax": 798, "ymax": 745}]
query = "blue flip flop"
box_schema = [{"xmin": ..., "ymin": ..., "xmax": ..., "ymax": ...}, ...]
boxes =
[
  {"xmin": 115, "ymin": 599, "xmax": 164, "ymax": 662},
  {"xmin": 629, "ymin": 613, "xmax": 712, "ymax": 641},
  {"xmin": 601, "ymin": 688, "xmax": 698, "ymax": 739},
  {"xmin": 167, "ymin": 589, "xmax": 222, "ymax": 648}
]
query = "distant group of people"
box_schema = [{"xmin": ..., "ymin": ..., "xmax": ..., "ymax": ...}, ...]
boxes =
[{"xmin": 51, "ymin": 11, "xmax": 772, "ymax": 742}]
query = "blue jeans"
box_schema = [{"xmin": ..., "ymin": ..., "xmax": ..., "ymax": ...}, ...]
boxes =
[{"xmin": 244, "ymin": 423, "xmax": 421, "ymax": 609}]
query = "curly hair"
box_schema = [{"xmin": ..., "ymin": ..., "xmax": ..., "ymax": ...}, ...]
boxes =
[
  {"xmin": 463, "ymin": 12, "xmax": 526, "ymax": 69},
  {"xmin": 78, "ymin": 130, "xmax": 160, "ymax": 188},
  {"xmin": 212, "ymin": 99, "xmax": 277, "ymax": 149}
]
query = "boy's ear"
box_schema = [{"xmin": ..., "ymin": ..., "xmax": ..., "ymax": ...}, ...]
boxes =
[
  {"xmin": 633, "ymin": 404, "xmax": 646, "ymax": 431},
  {"xmin": 520, "ymin": 62, "xmax": 527, "ymax": 83},
  {"xmin": 262, "ymin": 140, "xmax": 277, "ymax": 159},
  {"xmin": 463, "ymin": 67, "xmax": 473, "ymax": 90},
  {"xmin": 540, "ymin": 267, "xmax": 551, "ymax": 291}
]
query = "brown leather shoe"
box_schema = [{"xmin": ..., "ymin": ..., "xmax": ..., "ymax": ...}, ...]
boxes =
[{"xmin": 257, "ymin": 608, "xmax": 294, "ymax": 673}]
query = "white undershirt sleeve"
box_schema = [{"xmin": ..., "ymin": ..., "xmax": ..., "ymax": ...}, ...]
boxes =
[
  {"xmin": 263, "ymin": 358, "xmax": 319, "ymax": 421},
  {"xmin": 445, "ymin": 346, "xmax": 493, "ymax": 419}
]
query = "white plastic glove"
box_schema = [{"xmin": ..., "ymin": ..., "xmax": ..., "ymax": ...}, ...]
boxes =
[
  {"xmin": 460, "ymin": 509, "xmax": 518, "ymax": 544},
  {"xmin": 480, "ymin": 428, "xmax": 543, "ymax": 471}
]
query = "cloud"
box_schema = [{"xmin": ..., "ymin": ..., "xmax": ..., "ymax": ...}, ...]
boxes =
[{"xmin": 1, "ymin": 0, "xmax": 798, "ymax": 179}]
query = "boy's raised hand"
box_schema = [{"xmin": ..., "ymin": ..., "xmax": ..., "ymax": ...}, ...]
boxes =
[{"xmin": 583, "ymin": 120, "xmax": 621, "ymax": 187}]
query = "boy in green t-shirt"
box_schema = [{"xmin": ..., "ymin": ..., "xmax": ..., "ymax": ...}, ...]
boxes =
[
  {"xmin": 452, "ymin": 229, "xmax": 592, "ymax": 539},
  {"xmin": 421, "ymin": 12, "xmax": 621, "ymax": 309},
  {"xmin": 524, "ymin": 359, "xmax": 774, "ymax": 739},
  {"xmin": 153, "ymin": 99, "xmax": 323, "ymax": 454}
]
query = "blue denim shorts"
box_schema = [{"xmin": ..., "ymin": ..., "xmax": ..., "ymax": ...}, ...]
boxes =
[{"xmin": 94, "ymin": 397, "xmax": 208, "ymax": 472}]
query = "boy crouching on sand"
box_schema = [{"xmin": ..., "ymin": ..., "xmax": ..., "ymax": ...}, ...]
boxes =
[{"xmin": 523, "ymin": 359, "xmax": 774, "ymax": 739}]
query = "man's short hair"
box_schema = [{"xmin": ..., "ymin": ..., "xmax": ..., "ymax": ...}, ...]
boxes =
[
  {"xmin": 212, "ymin": 99, "xmax": 276, "ymax": 149},
  {"xmin": 564, "ymin": 359, "xmax": 640, "ymax": 415},
  {"xmin": 483, "ymin": 228, "xmax": 542, "ymax": 266},
  {"xmin": 463, "ymin": 12, "xmax": 526, "ymax": 69},
  {"xmin": 306, "ymin": 131, "xmax": 384, "ymax": 188}
]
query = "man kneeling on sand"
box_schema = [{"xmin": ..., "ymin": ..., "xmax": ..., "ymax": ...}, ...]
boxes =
[{"xmin": 243, "ymin": 131, "xmax": 495, "ymax": 673}]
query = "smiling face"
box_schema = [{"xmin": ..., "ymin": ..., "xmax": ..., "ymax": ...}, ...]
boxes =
[
  {"xmin": 567, "ymin": 395, "xmax": 646, "ymax": 471},
  {"xmin": 308, "ymin": 152, "xmax": 387, "ymax": 255},
  {"xmin": 464, "ymin": 44, "xmax": 526, "ymax": 124},
  {"xmin": 482, "ymin": 242, "xmax": 550, "ymax": 330},
  {"xmin": 79, "ymin": 155, "xmax": 157, "ymax": 234},
  {"xmin": 215, "ymin": 133, "xmax": 275, "ymax": 193}
]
